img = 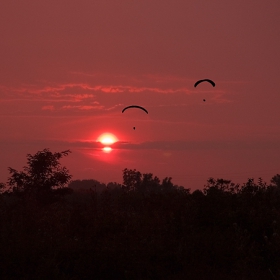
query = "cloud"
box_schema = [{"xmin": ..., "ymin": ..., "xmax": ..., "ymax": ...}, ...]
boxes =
[
  {"xmin": 57, "ymin": 139, "xmax": 280, "ymax": 152},
  {"xmin": 0, "ymin": 82, "xmax": 192, "ymax": 100},
  {"xmin": 0, "ymin": 71, "xmax": 235, "ymax": 106},
  {"xmin": 0, "ymin": 75, "xmax": 233, "ymax": 118},
  {"xmin": 62, "ymin": 105, "xmax": 104, "ymax": 110},
  {"xmin": 41, "ymin": 105, "xmax": 54, "ymax": 111},
  {"xmin": 2, "ymin": 139, "xmax": 279, "ymax": 162}
]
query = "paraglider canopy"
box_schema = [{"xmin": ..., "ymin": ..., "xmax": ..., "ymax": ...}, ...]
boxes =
[
  {"xmin": 194, "ymin": 79, "xmax": 215, "ymax": 87},
  {"xmin": 122, "ymin": 105, "xmax": 148, "ymax": 114}
]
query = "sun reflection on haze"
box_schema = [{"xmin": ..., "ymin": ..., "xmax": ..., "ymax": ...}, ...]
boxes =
[
  {"xmin": 103, "ymin": 147, "xmax": 112, "ymax": 153},
  {"xmin": 97, "ymin": 133, "xmax": 118, "ymax": 153}
]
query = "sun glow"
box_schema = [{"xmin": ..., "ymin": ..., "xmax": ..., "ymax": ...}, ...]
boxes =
[
  {"xmin": 97, "ymin": 133, "xmax": 118, "ymax": 145},
  {"xmin": 103, "ymin": 147, "xmax": 112, "ymax": 153}
]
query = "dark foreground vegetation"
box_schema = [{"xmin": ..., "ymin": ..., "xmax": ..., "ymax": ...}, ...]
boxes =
[{"xmin": 0, "ymin": 149, "xmax": 280, "ymax": 279}]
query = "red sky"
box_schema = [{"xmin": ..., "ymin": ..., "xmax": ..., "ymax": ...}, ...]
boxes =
[{"xmin": 0, "ymin": 1, "xmax": 280, "ymax": 191}]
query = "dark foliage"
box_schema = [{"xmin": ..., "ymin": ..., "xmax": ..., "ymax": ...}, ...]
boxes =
[
  {"xmin": 5, "ymin": 149, "xmax": 72, "ymax": 203},
  {"xmin": 0, "ymin": 163, "xmax": 280, "ymax": 279},
  {"xmin": 68, "ymin": 179, "xmax": 122, "ymax": 193}
]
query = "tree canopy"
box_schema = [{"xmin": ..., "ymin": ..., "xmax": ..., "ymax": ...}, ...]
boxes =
[
  {"xmin": 1, "ymin": 150, "xmax": 280, "ymax": 278},
  {"xmin": 6, "ymin": 148, "xmax": 72, "ymax": 195}
]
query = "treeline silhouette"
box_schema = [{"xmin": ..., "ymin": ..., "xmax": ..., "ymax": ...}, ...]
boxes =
[
  {"xmin": 0, "ymin": 149, "xmax": 280, "ymax": 279},
  {"xmin": 68, "ymin": 179, "xmax": 122, "ymax": 193}
]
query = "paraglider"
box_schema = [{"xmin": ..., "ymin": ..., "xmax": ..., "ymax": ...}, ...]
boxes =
[
  {"xmin": 122, "ymin": 105, "xmax": 148, "ymax": 114},
  {"xmin": 122, "ymin": 105, "xmax": 148, "ymax": 130},
  {"xmin": 194, "ymin": 79, "xmax": 215, "ymax": 87}
]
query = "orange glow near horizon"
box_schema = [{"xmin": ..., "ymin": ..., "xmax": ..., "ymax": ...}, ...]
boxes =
[
  {"xmin": 97, "ymin": 133, "xmax": 118, "ymax": 145},
  {"xmin": 102, "ymin": 147, "xmax": 112, "ymax": 153}
]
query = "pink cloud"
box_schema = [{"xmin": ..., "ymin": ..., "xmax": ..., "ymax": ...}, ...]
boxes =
[
  {"xmin": 41, "ymin": 105, "xmax": 54, "ymax": 111},
  {"xmin": 62, "ymin": 105, "xmax": 104, "ymax": 110}
]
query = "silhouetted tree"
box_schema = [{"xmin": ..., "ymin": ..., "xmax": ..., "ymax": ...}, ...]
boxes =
[
  {"xmin": 68, "ymin": 179, "xmax": 106, "ymax": 193},
  {"xmin": 106, "ymin": 182, "xmax": 122, "ymax": 190},
  {"xmin": 0, "ymin": 182, "xmax": 5, "ymax": 193},
  {"xmin": 191, "ymin": 189, "xmax": 204, "ymax": 199},
  {"xmin": 122, "ymin": 168, "xmax": 183, "ymax": 193},
  {"xmin": 240, "ymin": 178, "xmax": 267, "ymax": 196},
  {"xmin": 203, "ymin": 177, "xmax": 240, "ymax": 195},
  {"xmin": 122, "ymin": 168, "xmax": 142, "ymax": 191},
  {"xmin": 271, "ymin": 174, "xmax": 280, "ymax": 188},
  {"xmin": 7, "ymin": 148, "xmax": 72, "ymax": 196},
  {"xmin": 139, "ymin": 173, "xmax": 160, "ymax": 192},
  {"xmin": 1, "ymin": 170, "xmax": 280, "ymax": 279},
  {"xmin": 161, "ymin": 177, "xmax": 175, "ymax": 191}
]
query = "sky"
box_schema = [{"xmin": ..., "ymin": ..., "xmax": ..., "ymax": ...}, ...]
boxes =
[{"xmin": 0, "ymin": 0, "xmax": 280, "ymax": 191}]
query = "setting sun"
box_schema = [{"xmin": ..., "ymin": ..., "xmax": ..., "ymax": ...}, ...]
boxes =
[
  {"xmin": 97, "ymin": 133, "xmax": 118, "ymax": 145},
  {"xmin": 102, "ymin": 147, "xmax": 112, "ymax": 153}
]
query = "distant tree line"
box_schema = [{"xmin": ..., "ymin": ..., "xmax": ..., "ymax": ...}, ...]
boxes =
[
  {"xmin": 68, "ymin": 179, "xmax": 121, "ymax": 193},
  {"xmin": 0, "ymin": 149, "xmax": 280, "ymax": 279}
]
